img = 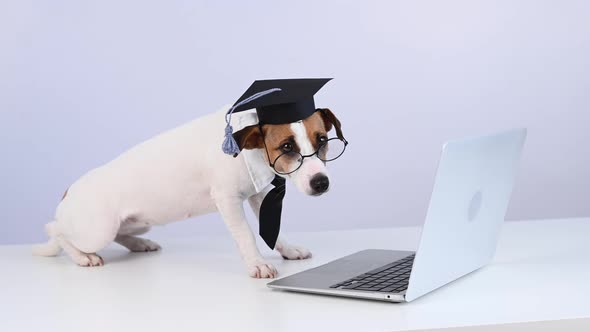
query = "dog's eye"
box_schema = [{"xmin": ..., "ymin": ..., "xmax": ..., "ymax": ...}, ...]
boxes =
[
  {"xmin": 318, "ymin": 136, "xmax": 328, "ymax": 143},
  {"xmin": 281, "ymin": 143, "xmax": 293, "ymax": 152}
]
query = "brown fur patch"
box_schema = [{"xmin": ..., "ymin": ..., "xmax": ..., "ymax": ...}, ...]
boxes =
[
  {"xmin": 317, "ymin": 108, "xmax": 344, "ymax": 140},
  {"xmin": 232, "ymin": 125, "xmax": 264, "ymax": 152},
  {"xmin": 61, "ymin": 188, "xmax": 68, "ymax": 201},
  {"xmin": 302, "ymin": 112, "xmax": 329, "ymax": 150},
  {"xmin": 260, "ymin": 124, "xmax": 296, "ymax": 164}
]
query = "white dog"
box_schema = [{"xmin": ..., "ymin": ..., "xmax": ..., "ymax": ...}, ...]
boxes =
[{"xmin": 32, "ymin": 105, "xmax": 343, "ymax": 278}]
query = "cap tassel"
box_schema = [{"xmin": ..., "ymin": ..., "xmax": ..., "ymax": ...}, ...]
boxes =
[
  {"xmin": 222, "ymin": 87, "xmax": 282, "ymax": 156},
  {"xmin": 222, "ymin": 123, "xmax": 240, "ymax": 157}
]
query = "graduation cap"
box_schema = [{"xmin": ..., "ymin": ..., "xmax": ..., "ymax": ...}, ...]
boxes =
[{"xmin": 222, "ymin": 78, "xmax": 332, "ymax": 156}]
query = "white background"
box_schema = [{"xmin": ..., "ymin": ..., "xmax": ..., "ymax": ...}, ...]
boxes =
[{"xmin": 1, "ymin": 0, "xmax": 588, "ymax": 244}]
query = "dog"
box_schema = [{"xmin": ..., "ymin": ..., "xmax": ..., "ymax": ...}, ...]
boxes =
[{"xmin": 32, "ymin": 106, "xmax": 342, "ymax": 278}]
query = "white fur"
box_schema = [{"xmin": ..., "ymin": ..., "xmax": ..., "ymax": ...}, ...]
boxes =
[
  {"xmin": 288, "ymin": 121, "xmax": 330, "ymax": 195},
  {"xmin": 33, "ymin": 107, "xmax": 319, "ymax": 278}
]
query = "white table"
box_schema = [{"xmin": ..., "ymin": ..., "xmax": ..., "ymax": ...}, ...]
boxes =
[{"xmin": 2, "ymin": 218, "xmax": 589, "ymax": 332}]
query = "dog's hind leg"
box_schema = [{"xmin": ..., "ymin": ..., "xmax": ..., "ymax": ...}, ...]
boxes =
[
  {"xmin": 114, "ymin": 220, "xmax": 161, "ymax": 252},
  {"xmin": 115, "ymin": 235, "xmax": 161, "ymax": 252},
  {"xmin": 32, "ymin": 220, "xmax": 103, "ymax": 266},
  {"xmin": 55, "ymin": 235, "xmax": 104, "ymax": 267},
  {"xmin": 49, "ymin": 212, "xmax": 119, "ymax": 267}
]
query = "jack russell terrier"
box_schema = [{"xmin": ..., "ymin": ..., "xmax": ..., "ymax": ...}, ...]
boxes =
[{"xmin": 33, "ymin": 78, "xmax": 347, "ymax": 278}]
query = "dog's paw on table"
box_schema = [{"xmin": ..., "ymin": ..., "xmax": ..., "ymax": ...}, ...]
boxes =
[
  {"xmin": 278, "ymin": 245, "xmax": 312, "ymax": 260},
  {"xmin": 74, "ymin": 253, "xmax": 104, "ymax": 267},
  {"xmin": 117, "ymin": 236, "xmax": 162, "ymax": 252},
  {"xmin": 247, "ymin": 261, "xmax": 278, "ymax": 279}
]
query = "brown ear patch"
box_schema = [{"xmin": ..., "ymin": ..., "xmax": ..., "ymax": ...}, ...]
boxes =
[
  {"xmin": 232, "ymin": 124, "xmax": 264, "ymax": 152},
  {"xmin": 317, "ymin": 108, "xmax": 344, "ymax": 140}
]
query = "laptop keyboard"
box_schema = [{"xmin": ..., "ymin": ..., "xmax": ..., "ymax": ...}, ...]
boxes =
[{"xmin": 329, "ymin": 254, "xmax": 415, "ymax": 293}]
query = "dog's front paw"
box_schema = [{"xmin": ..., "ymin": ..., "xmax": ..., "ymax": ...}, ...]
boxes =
[
  {"xmin": 278, "ymin": 245, "xmax": 312, "ymax": 260},
  {"xmin": 247, "ymin": 261, "xmax": 278, "ymax": 279}
]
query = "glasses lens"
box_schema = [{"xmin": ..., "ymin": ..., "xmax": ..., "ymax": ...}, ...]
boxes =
[
  {"xmin": 273, "ymin": 152, "xmax": 303, "ymax": 174},
  {"xmin": 318, "ymin": 138, "xmax": 346, "ymax": 162}
]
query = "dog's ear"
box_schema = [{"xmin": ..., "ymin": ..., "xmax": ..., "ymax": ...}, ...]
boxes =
[
  {"xmin": 232, "ymin": 124, "xmax": 264, "ymax": 152},
  {"xmin": 317, "ymin": 108, "xmax": 345, "ymax": 140}
]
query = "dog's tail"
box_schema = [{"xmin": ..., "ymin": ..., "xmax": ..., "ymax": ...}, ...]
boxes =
[
  {"xmin": 32, "ymin": 238, "xmax": 61, "ymax": 256},
  {"xmin": 32, "ymin": 221, "xmax": 62, "ymax": 257}
]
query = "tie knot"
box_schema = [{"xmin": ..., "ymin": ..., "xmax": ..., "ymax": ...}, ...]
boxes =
[{"xmin": 271, "ymin": 175, "xmax": 286, "ymax": 188}]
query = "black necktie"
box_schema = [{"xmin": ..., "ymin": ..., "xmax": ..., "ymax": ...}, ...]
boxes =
[{"xmin": 259, "ymin": 175, "xmax": 286, "ymax": 249}]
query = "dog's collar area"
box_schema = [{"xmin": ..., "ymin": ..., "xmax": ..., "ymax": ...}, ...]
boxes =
[
  {"xmin": 243, "ymin": 148, "xmax": 275, "ymax": 193},
  {"xmin": 227, "ymin": 110, "xmax": 275, "ymax": 193}
]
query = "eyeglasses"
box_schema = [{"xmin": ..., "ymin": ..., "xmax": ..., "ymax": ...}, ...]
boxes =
[{"xmin": 264, "ymin": 137, "xmax": 348, "ymax": 175}]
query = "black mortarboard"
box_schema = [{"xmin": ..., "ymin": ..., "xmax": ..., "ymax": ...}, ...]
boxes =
[{"xmin": 222, "ymin": 78, "xmax": 332, "ymax": 156}]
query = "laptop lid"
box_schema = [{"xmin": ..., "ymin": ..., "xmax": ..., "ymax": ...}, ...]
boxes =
[{"xmin": 405, "ymin": 129, "xmax": 527, "ymax": 302}]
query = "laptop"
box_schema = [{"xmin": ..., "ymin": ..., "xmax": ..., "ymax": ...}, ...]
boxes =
[{"xmin": 267, "ymin": 128, "xmax": 527, "ymax": 302}]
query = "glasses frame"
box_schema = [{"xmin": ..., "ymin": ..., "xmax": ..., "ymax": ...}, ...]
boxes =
[{"xmin": 259, "ymin": 123, "xmax": 349, "ymax": 175}]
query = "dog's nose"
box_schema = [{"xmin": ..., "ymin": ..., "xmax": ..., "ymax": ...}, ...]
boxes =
[{"xmin": 310, "ymin": 174, "xmax": 330, "ymax": 194}]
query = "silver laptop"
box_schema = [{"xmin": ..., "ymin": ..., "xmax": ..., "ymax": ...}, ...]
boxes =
[{"xmin": 268, "ymin": 128, "xmax": 527, "ymax": 302}]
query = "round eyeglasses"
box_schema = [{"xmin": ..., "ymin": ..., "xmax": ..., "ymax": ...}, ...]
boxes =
[{"xmin": 270, "ymin": 138, "xmax": 348, "ymax": 175}]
